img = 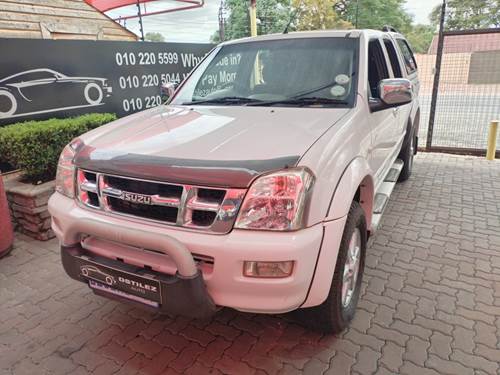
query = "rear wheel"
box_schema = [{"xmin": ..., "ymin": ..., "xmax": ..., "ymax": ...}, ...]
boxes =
[
  {"xmin": 84, "ymin": 83, "xmax": 103, "ymax": 105},
  {"xmin": 0, "ymin": 91, "xmax": 17, "ymax": 118},
  {"xmin": 300, "ymin": 201, "xmax": 367, "ymax": 334},
  {"xmin": 398, "ymin": 129, "xmax": 415, "ymax": 182}
]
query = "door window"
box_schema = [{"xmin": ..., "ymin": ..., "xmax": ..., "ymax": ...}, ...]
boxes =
[
  {"xmin": 383, "ymin": 39, "xmax": 403, "ymax": 78},
  {"xmin": 396, "ymin": 39, "xmax": 417, "ymax": 74},
  {"xmin": 368, "ymin": 39, "xmax": 390, "ymax": 99}
]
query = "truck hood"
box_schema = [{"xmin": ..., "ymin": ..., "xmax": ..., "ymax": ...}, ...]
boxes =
[{"xmin": 76, "ymin": 105, "xmax": 351, "ymax": 187}]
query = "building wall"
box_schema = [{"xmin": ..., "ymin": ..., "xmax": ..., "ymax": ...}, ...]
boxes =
[{"xmin": 0, "ymin": 0, "xmax": 137, "ymax": 41}]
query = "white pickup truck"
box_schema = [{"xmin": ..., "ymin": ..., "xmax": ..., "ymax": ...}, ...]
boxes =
[{"xmin": 49, "ymin": 28, "xmax": 420, "ymax": 333}]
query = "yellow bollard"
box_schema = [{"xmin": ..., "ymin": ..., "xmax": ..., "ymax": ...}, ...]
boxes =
[{"xmin": 486, "ymin": 120, "xmax": 499, "ymax": 160}]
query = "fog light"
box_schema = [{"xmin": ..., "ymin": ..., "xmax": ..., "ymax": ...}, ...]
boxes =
[{"xmin": 243, "ymin": 261, "xmax": 294, "ymax": 278}]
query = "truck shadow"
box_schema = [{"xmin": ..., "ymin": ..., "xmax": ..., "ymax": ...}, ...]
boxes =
[{"xmin": 89, "ymin": 300, "xmax": 345, "ymax": 374}]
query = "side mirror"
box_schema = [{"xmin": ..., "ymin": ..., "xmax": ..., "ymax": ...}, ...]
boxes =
[
  {"xmin": 379, "ymin": 78, "xmax": 412, "ymax": 107},
  {"xmin": 160, "ymin": 82, "xmax": 177, "ymax": 102}
]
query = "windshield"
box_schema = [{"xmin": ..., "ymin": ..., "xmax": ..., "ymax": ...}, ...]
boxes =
[{"xmin": 172, "ymin": 37, "xmax": 359, "ymax": 107}]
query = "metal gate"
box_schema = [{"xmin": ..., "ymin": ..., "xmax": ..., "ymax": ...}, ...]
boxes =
[{"xmin": 417, "ymin": 25, "xmax": 500, "ymax": 156}]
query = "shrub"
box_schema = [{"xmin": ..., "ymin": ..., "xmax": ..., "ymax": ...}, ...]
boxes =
[{"xmin": 0, "ymin": 113, "xmax": 116, "ymax": 183}]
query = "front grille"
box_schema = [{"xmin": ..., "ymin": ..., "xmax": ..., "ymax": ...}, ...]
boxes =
[
  {"xmin": 106, "ymin": 175, "xmax": 183, "ymax": 197},
  {"xmin": 108, "ymin": 197, "xmax": 179, "ymax": 223},
  {"xmin": 76, "ymin": 169, "xmax": 246, "ymax": 234}
]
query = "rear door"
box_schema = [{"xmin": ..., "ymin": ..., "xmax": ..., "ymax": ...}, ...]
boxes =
[
  {"xmin": 367, "ymin": 38, "xmax": 399, "ymax": 188},
  {"xmin": 394, "ymin": 37, "xmax": 420, "ymax": 145},
  {"xmin": 382, "ymin": 37, "xmax": 409, "ymax": 150},
  {"xmin": 395, "ymin": 37, "xmax": 419, "ymax": 94}
]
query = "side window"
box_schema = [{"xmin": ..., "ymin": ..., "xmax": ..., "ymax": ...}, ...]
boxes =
[
  {"xmin": 396, "ymin": 39, "xmax": 417, "ymax": 74},
  {"xmin": 368, "ymin": 39, "xmax": 390, "ymax": 99},
  {"xmin": 383, "ymin": 39, "xmax": 403, "ymax": 78}
]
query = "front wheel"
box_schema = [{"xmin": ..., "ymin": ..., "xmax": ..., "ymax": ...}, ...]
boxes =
[{"xmin": 300, "ymin": 201, "xmax": 367, "ymax": 334}]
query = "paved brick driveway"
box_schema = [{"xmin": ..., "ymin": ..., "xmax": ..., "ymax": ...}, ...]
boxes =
[{"xmin": 1, "ymin": 153, "xmax": 500, "ymax": 375}]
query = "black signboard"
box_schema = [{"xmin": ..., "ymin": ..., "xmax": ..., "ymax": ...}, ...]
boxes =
[{"xmin": 0, "ymin": 39, "xmax": 213, "ymax": 126}]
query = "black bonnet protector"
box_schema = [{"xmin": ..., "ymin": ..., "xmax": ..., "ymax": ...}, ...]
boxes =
[{"xmin": 74, "ymin": 145, "xmax": 300, "ymax": 188}]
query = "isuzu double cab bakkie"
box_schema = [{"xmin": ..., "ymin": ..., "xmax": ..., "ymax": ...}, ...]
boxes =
[{"xmin": 49, "ymin": 29, "xmax": 420, "ymax": 333}]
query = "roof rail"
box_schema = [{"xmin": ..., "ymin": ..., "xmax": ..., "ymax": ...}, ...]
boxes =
[{"xmin": 381, "ymin": 25, "xmax": 398, "ymax": 33}]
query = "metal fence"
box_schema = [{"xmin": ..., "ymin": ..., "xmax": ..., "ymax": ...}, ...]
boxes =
[{"xmin": 417, "ymin": 27, "xmax": 500, "ymax": 156}]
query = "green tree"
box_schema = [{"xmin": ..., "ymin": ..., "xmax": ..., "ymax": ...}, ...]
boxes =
[
  {"xmin": 336, "ymin": 0, "xmax": 413, "ymax": 33},
  {"xmin": 211, "ymin": 0, "xmax": 291, "ymax": 42},
  {"xmin": 145, "ymin": 32, "xmax": 165, "ymax": 42},
  {"xmin": 405, "ymin": 24, "xmax": 435, "ymax": 53},
  {"xmin": 292, "ymin": 0, "xmax": 351, "ymax": 31},
  {"xmin": 430, "ymin": 0, "xmax": 500, "ymax": 30}
]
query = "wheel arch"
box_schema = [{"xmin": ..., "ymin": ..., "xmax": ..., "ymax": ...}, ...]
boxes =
[
  {"xmin": 301, "ymin": 159, "xmax": 374, "ymax": 308},
  {"xmin": 326, "ymin": 157, "xmax": 374, "ymax": 230}
]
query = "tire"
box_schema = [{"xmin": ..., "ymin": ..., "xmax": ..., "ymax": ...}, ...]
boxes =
[
  {"xmin": 84, "ymin": 83, "xmax": 103, "ymax": 105},
  {"xmin": 398, "ymin": 128, "xmax": 415, "ymax": 182},
  {"xmin": 300, "ymin": 201, "xmax": 367, "ymax": 334},
  {"xmin": 0, "ymin": 90, "xmax": 17, "ymax": 118}
]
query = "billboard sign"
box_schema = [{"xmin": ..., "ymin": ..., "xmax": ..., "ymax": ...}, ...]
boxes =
[{"xmin": 0, "ymin": 39, "xmax": 213, "ymax": 126}]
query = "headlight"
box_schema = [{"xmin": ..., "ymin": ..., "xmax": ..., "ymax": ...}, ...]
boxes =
[
  {"xmin": 234, "ymin": 168, "xmax": 314, "ymax": 231},
  {"xmin": 55, "ymin": 139, "xmax": 81, "ymax": 198}
]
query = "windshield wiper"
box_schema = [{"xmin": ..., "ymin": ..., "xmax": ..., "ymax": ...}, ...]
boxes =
[
  {"xmin": 248, "ymin": 97, "xmax": 349, "ymax": 107},
  {"xmin": 182, "ymin": 96, "xmax": 263, "ymax": 105}
]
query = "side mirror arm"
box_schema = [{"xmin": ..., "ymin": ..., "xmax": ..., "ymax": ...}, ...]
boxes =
[
  {"xmin": 369, "ymin": 97, "xmax": 388, "ymax": 112},
  {"xmin": 161, "ymin": 82, "xmax": 177, "ymax": 103}
]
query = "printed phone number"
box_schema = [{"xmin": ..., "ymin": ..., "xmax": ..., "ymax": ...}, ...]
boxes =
[
  {"xmin": 122, "ymin": 95, "xmax": 162, "ymax": 112},
  {"xmin": 115, "ymin": 51, "xmax": 179, "ymax": 66},
  {"xmin": 118, "ymin": 73, "xmax": 184, "ymax": 89}
]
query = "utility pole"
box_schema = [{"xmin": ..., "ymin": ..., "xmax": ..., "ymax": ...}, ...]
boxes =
[
  {"xmin": 218, "ymin": 0, "xmax": 225, "ymax": 41},
  {"xmin": 136, "ymin": 0, "xmax": 145, "ymax": 41},
  {"xmin": 249, "ymin": 0, "xmax": 257, "ymax": 37},
  {"xmin": 355, "ymin": 0, "xmax": 359, "ymax": 28},
  {"xmin": 426, "ymin": 0, "xmax": 446, "ymax": 149}
]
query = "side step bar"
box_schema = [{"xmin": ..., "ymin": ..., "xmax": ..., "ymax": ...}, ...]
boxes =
[{"xmin": 371, "ymin": 159, "xmax": 404, "ymax": 232}]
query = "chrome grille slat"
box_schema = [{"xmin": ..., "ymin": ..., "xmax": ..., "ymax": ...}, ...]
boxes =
[
  {"xmin": 101, "ymin": 187, "xmax": 122, "ymax": 197},
  {"xmin": 80, "ymin": 181, "xmax": 97, "ymax": 193},
  {"xmin": 76, "ymin": 169, "xmax": 246, "ymax": 234},
  {"xmin": 186, "ymin": 197, "xmax": 221, "ymax": 212}
]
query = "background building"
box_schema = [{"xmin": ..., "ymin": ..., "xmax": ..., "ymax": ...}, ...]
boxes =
[{"xmin": 0, "ymin": 0, "xmax": 136, "ymax": 41}]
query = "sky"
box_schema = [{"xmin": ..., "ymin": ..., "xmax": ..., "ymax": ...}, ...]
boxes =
[
  {"xmin": 107, "ymin": 0, "xmax": 442, "ymax": 43},
  {"xmin": 405, "ymin": 0, "xmax": 442, "ymax": 24}
]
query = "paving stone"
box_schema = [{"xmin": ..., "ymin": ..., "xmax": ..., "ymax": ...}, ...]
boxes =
[
  {"xmin": 400, "ymin": 362, "xmax": 440, "ymax": 375},
  {"xmin": 169, "ymin": 342, "xmax": 205, "ymax": 373},
  {"xmin": 101, "ymin": 341, "xmax": 136, "ymax": 365},
  {"xmin": 352, "ymin": 347, "xmax": 380, "ymax": 374},
  {"xmin": 126, "ymin": 336, "xmax": 163, "ymax": 359},
  {"xmin": 450, "ymin": 350, "xmax": 499, "ymax": 374},
  {"xmin": 324, "ymin": 352, "xmax": 355, "ymax": 375},
  {"xmin": 404, "ymin": 337, "xmax": 429, "ymax": 366},
  {"xmin": 473, "ymin": 322, "xmax": 498, "ymax": 348},
  {"xmin": 139, "ymin": 348, "xmax": 177, "ymax": 375},
  {"xmin": 380, "ymin": 342, "xmax": 404, "ymax": 372},
  {"xmin": 451, "ymin": 326, "xmax": 475, "ymax": 354},
  {"xmin": 214, "ymin": 355, "xmax": 256, "ymax": 375},
  {"xmin": 426, "ymin": 355, "xmax": 474, "ymax": 375},
  {"xmin": 429, "ymin": 332, "xmax": 452, "ymax": 360}
]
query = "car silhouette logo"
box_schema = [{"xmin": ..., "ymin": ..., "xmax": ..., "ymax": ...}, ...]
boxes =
[
  {"xmin": 80, "ymin": 265, "xmax": 116, "ymax": 286},
  {"xmin": 0, "ymin": 68, "xmax": 112, "ymax": 119}
]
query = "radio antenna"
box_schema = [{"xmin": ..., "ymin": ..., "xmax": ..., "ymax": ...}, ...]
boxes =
[{"xmin": 283, "ymin": 0, "xmax": 302, "ymax": 34}]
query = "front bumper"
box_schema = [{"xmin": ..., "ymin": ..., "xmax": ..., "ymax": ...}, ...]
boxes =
[
  {"xmin": 48, "ymin": 192, "xmax": 325, "ymax": 314},
  {"xmin": 61, "ymin": 243, "xmax": 216, "ymax": 319}
]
